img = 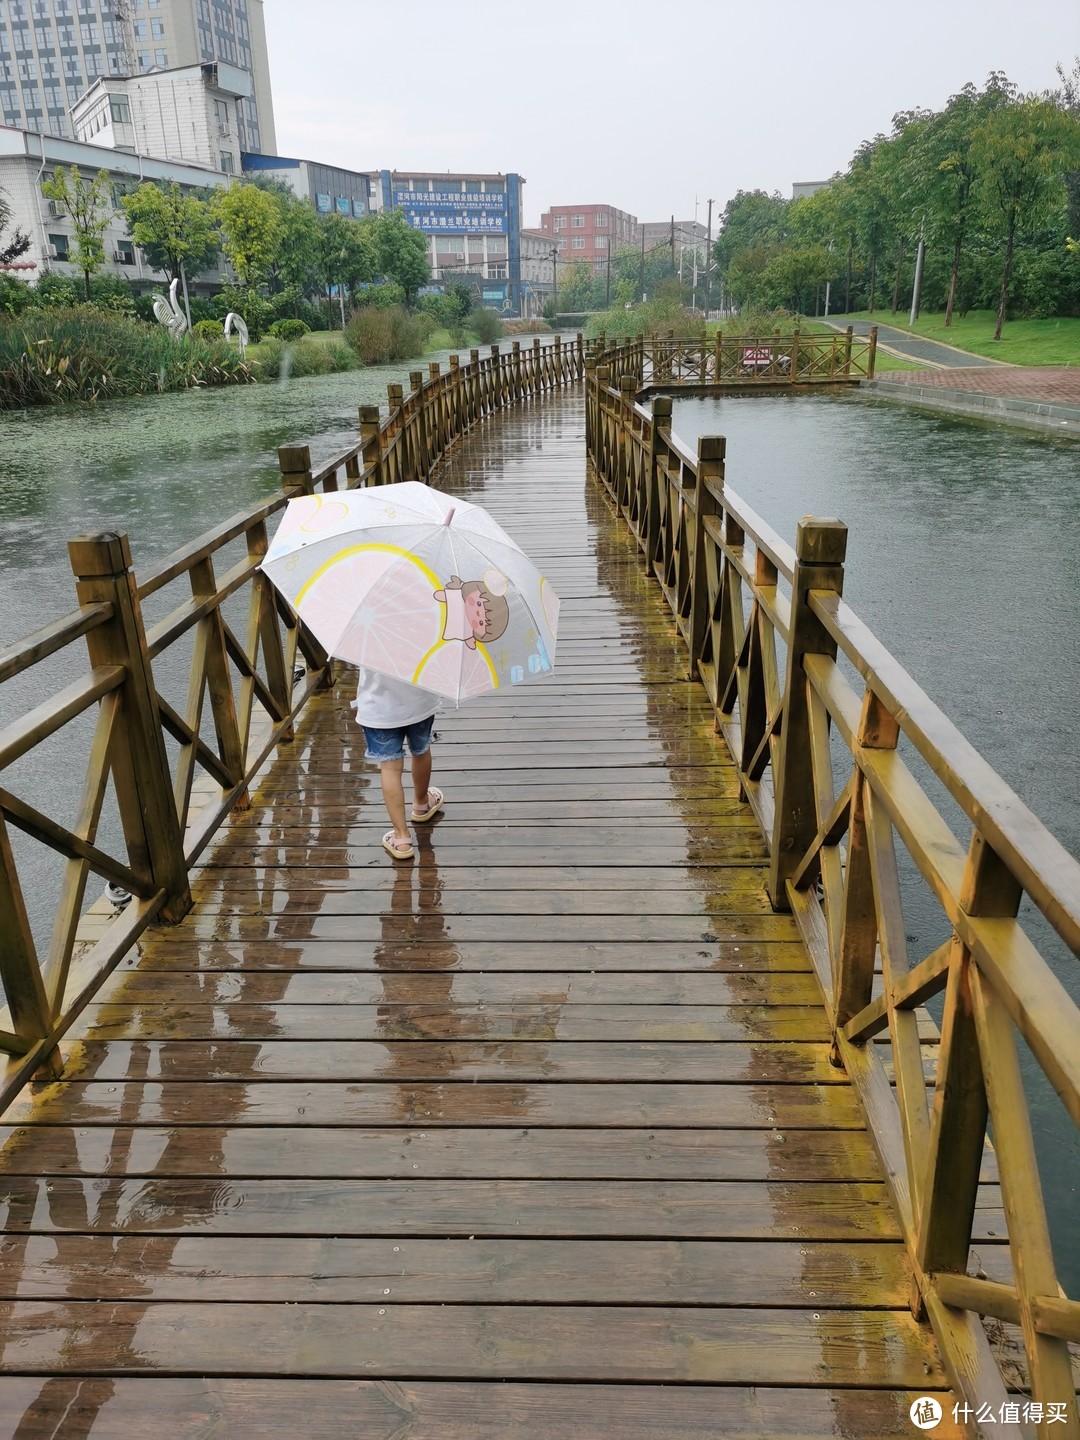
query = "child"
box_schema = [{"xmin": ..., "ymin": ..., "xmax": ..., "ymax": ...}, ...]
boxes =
[{"xmin": 352, "ymin": 668, "xmax": 444, "ymax": 860}]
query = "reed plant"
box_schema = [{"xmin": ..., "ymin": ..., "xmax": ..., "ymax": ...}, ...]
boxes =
[
  {"xmin": 252, "ymin": 335, "xmax": 356, "ymax": 380},
  {"xmin": 344, "ymin": 305, "xmax": 433, "ymax": 365},
  {"xmin": 0, "ymin": 307, "xmax": 252, "ymax": 408}
]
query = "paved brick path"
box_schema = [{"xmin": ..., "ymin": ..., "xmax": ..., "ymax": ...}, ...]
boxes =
[{"xmin": 878, "ymin": 366, "xmax": 1080, "ymax": 405}]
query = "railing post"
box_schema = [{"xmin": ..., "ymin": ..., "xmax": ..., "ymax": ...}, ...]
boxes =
[
  {"xmin": 359, "ymin": 404, "xmax": 383, "ymax": 486},
  {"xmin": 512, "ymin": 340, "xmax": 522, "ymax": 401},
  {"xmin": 644, "ymin": 395, "xmax": 672, "ymax": 574},
  {"xmin": 428, "ymin": 362, "xmax": 444, "ymax": 458},
  {"xmin": 277, "ymin": 444, "xmax": 313, "ymax": 496},
  {"xmin": 553, "ymin": 334, "xmax": 562, "ymax": 387},
  {"xmin": 867, "ymin": 325, "xmax": 878, "ymax": 378},
  {"xmin": 789, "ymin": 327, "xmax": 800, "ymax": 380},
  {"xmin": 768, "ymin": 517, "xmax": 848, "ymax": 909},
  {"xmin": 470, "ymin": 348, "xmax": 481, "ymax": 419},
  {"xmin": 689, "ymin": 436, "xmax": 725, "ymax": 677},
  {"xmin": 617, "ymin": 374, "xmax": 637, "ymax": 514},
  {"xmin": 387, "ymin": 383, "xmax": 405, "ymax": 483},
  {"xmin": 844, "ymin": 325, "xmax": 854, "ymax": 376},
  {"xmin": 410, "ymin": 369, "xmax": 428, "ymax": 478},
  {"xmin": 449, "ymin": 353, "xmax": 462, "ymax": 434},
  {"xmin": 0, "ymin": 812, "xmax": 54, "ymax": 1052},
  {"xmin": 713, "ymin": 329, "xmax": 722, "ymax": 381},
  {"xmin": 576, "ymin": 331, "xmax": 584, "ymax": 378},
  {"xmin": 68, "ymin": 532, "xmax": 192, "ymax": 925}
]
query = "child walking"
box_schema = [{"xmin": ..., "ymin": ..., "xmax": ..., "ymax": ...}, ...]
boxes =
[{"xmin": 352, "ymin": 669, "xmax": 444, "ymax": 860}]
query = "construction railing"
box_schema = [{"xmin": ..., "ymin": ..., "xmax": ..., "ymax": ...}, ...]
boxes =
[
  {"xmin": 586, "ymin": 349, "xmax": 1080, "ymax": 1434},
  {"xmin": 0, "ymin": 336, "xmax": 584, "ymax": 1101}
]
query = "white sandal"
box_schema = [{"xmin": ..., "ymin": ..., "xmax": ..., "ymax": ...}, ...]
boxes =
[{"xmin": 382, "ymin": 830, "xmax": 415, "ymax": 860}]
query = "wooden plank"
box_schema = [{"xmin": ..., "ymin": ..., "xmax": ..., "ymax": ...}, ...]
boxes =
[
  {"xmin": 0, "ymin": 1379, "xmax": 967, "ymax": 1439},
  {"xmin": 87, "ymin": 970, "xmax": 827, "ymax": 1006},
  {"xmin": 133, "ymin": 939, "xmax": 813, "ymax": 972},
  {"xmin": 64, "ymin": 1039, "xmax": 843, "ymax": 1083},
  {"xmin": 0, "ymin": 1125, "xmax": 883, "ymax": 1181},
  {"xmin": 171, "ymin": 915, "xmax": 802, "ymax": 942},
  {"xmin": 0, "ymin": 1302, "xmax": 948, "ymax": 1385},
  {"xmin": 76, "ymin": 1003, "xmax": 831, "ymax": 1042},
  {"xmin": 0, "ymin": 1235, "xmax": 913, "ymax": 1305},
  {"xmin": 5, "ymin": 1082, "xmax": 870, "ymax": 1129}
]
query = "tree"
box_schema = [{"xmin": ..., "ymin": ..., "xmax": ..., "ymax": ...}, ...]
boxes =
[
  {"xmin": 212, "ymin": 182, "xmax": 282, "ymax": 292},
  {"xmin": 314, "ymin": 212, "xmax": 374, "ymax": 328},
  {"xmin": 370, "ymin": 210, "xmax": 430, "ymax": 305},
  {"xmin": 121, "ymin": 180, "xmax": 217, "ymax": 326},
  {"xmin": 0, "ymin": 185, "xmax": 30, "ymax": 267},
  {"xmin": 41, "ymin": 166, "xmax": 114, "ymax": 299},
  {"xmin": 971, "ymin": 96, "xmax": 1080, "ymax": 339}
]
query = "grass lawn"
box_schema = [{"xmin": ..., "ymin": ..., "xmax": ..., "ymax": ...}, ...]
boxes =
[{"xmin": 843, "ymin": 309, "xmax": 1080, "ymax": 366}]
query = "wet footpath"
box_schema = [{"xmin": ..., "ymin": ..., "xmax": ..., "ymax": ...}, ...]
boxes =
[{"xmin": 0, "ymin": 390, "xmax": 973, "ymax": 1437}]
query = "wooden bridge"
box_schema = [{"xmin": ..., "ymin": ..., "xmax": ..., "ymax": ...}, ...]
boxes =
[{"xmin": 0, "ymin": 337, "xmax": 1076, "ymax": 1437}]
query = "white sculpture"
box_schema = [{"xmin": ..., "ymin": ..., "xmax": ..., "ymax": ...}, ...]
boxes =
[
  {"xmin": 224, "ymin": 311, "xmax": 249, "ymax": 358},
  {"xmin": 152, "ymin": 276, "xmax": 189, "ymax": 338}
]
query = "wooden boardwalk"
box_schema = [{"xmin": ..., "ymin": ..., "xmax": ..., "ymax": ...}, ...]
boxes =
[{"xmin": 0, "ymin": 389, "xmax": 965, "ymax": 1437}]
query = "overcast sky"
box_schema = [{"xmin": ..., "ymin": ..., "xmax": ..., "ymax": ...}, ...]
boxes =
[{"xmin": 263, "ymin": 0, "xmax": 1078, "ymax": 228}]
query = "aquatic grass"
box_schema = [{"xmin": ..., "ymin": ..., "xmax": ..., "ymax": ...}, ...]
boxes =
[
  {"xmin": 252, "ymin": 336, "xmax": 357, "ymax": 380},
  {"xmin": 0, "ymin": 307, "xmax": 253, "ymax": 408}
]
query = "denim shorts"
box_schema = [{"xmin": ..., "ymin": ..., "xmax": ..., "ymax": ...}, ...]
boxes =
[{"xmin": 361, "ymin": 715, "xmax": 435, "ymax": 763}]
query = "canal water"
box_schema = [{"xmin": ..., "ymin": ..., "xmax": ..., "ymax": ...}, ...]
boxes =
[{"xmin": 0, "ymin": 370, "xmax": 1077, "ymax": 1287}]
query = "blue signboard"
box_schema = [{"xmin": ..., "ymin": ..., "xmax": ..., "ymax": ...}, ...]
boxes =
[
  {"xmin": 335, "ymin": 196, "xmax": 350, "ymax": 215},
  {"xmin": 316, "ymin": 193, "xmax": 331, "ymax": 213},
  {"xmin": 394, "ymin": 189, "xmax": 507, "ymax": 235}
]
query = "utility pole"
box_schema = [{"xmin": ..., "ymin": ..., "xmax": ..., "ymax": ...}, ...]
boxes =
[
  {"xmin": 704, "ymin": 198, "xmax": 714, "ymax": 318},
  {"xmin": 605, "ymin": 246, "xmax": 611, "ymax": 308},
  {"xmin": 909, "ymin": 221, "xmax": 926, "ymax": 327},
  {"xmin": 669, "ymin": 214, "xmax": 675, "ymax": 273},
  {"xmin": 638, "ymin": 225, "xmax": 646, "ymax": 303},
  {"xmin": 551, "ymin": 245, "xmax": 558, "ymax": 316}
]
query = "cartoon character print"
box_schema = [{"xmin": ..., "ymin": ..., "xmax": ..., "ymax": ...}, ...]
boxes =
[{"xmin": 433, "ymin": 572, "xmax": 510, "ymax": 651}]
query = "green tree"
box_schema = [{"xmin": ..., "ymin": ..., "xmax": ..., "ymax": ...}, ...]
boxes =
[
  {"xmin": 0, "ymin": 184, "xmax": 30, "ymax": 267},
  {"xmin": 41, "ymin": 166, "xmax": 114, "ymax": 299},
  {"xmin": 370, "ymin": 210, "xmax": 430, "ymax": 305},
  {"xmin": 971, "ymin": 96, "xmax": 1080, "ymax": 338},
  {"xmin": 315, "ymin": 212, "xmax": 370, "ymax": 328},
  {"xmin": 121, "ymin": 181, "xmax": 216, "ymax": 284},
  {"xmin": 212, "ymin": 182, "xmax": 282, "ymax": 292}
]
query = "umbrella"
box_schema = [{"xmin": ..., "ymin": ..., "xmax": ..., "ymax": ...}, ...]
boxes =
[{"xmin": 261, "ymin": 481, "xmax": 559, "ymax": 703}]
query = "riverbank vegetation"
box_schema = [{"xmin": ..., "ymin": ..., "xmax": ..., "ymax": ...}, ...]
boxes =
[
  {"xmin": 0, "ymin": 307, "xmax": 252, "ymax": 408},
  {"xmin": 712, "ymin": 66, "xmax": 1080, "ymax": 339}
]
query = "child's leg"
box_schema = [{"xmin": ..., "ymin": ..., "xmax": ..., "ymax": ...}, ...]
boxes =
[
  {"xmin": 411, "ymin": 746, "xmax": 433, "ymax": 813},
  {"xmin": 378, "ymin": 758, "xmax": 410, "ymax": 843}
]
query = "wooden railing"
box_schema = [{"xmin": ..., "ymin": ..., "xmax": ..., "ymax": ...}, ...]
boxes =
[
  {"xmin": 586, "ymin": 349, "xmax": 1080, "ymax": 1432},
  {"xmin": 587, "ymin": 327, "xmax": 877, "ymax": 389},
  {"xmin": 0, "ymin": 335, "xmax": 584, "ymax": 1101}
]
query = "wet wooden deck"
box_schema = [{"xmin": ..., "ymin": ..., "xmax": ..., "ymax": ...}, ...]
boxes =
[{"xmin": 0, "ymin": 389, "xmax": 964, "ymax": 1437}]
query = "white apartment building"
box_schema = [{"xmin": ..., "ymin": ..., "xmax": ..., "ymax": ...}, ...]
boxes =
[
  {"xmin": 0, "ymin": 123, "xmax": 229, "ymax": 285},
  {"xmin": 71, "ymin": 60, "xmax": 248, "ymax": 174},
  {"xmin": 0, "ymin": 0, "xmax": 273, "ymax": 153}
]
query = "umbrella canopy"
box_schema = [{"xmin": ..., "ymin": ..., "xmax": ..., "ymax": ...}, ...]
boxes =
[{"xmin": 261, "ymin": 481, "xmax": 559, "ymax": 703}]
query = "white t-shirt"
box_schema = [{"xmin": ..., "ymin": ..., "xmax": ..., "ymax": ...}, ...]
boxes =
[{"xmin": 351, "ymin": 668, "xmax": 441, "ymax": 728}]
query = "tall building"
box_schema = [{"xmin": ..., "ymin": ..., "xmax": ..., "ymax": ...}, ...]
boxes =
[
  {"xmin": 539, "ymin": 203, "xmax": 638, "ymax": 274},
  {"xmin": 375, "ymin": 171, "xmax": 525, "ymax": 314},
  {"xmin": 0, "ymin": 0, "xmax": 274, "ymax": 153}
]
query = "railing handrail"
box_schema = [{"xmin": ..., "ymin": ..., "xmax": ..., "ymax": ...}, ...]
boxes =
[
  {"xmin": 585, "ymin": 337, "xmax": 1079, "ymax": 1426},
  {"xmin": 0, "ymin": 334, "xmax": 585, "ymax": 1099}
]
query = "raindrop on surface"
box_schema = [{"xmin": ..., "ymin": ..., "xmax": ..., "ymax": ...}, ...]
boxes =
[
  {"xmin": 392, "ymin": 1246, "xmax": 400, "ymax": 1253},
  {"xmin": 383, "ymin": 1288, "xmax": 390, "ymax": 1295},
  {"xmin": 378, "ymin": 1308, "xmax": 385, "ymax": 1315}
]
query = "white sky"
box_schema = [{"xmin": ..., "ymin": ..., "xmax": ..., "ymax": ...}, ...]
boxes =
[{"xmin": 262, "ymin": 0, "xmax": 1079, "ymax": 228}]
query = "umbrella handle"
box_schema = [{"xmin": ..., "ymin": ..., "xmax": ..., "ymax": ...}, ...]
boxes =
[{"xmin": 443, "ymin": 508, "xmax": 455, "ymax": 526}]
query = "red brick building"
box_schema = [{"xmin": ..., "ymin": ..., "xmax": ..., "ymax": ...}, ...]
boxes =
[{"xmin": 539, "ymin": 203, "xmax": 638, "ymax": 272}]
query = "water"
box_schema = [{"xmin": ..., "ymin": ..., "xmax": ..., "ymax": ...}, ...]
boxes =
[
  {"xmin": 0, "ymin": 372, "xmax": 1076, "ymax": 1288},
  {"xmin": 672, "ymin": 391, "xmax": 1080, "ymax": 1289}
]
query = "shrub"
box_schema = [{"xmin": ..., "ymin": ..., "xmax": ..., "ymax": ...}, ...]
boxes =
[
  {"xmin": 193, "ymin": 318, "xmax": 224, "ymax": 341},
  {"xmin": 344, "ymin": 304, "xmax": 430, "ymax": 364},
  {"xmin": 253, "ymin": 334, "xmax": 356, "ymax": 380},
  {"xmin": 268, "ymin": 317, "xmax": 310, "ymax": 341},
  {"xmin": 0, "ymin": 306, "xmax": 253, "ymax": 407},
  {"xmin": 210, "ymin": 285, "xmax": 274, "ymax": 340},
  {"xmin": 470, "ymin": 306, "xmax": 504, "ymax": 344},
  {"xmin": 353, "ymin": 282, "xmax": 407, "ymax": 310},
  {"xmin": 35, "ymin": 272, "xmax": 81, "ymax": 308},
  {"xmin": 0, "ymin": 274, "xmax": 37, "ymax": 316},
  {"xmin": 88, "ymin": 273, "xmax": 136, "ymax": 315}
]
